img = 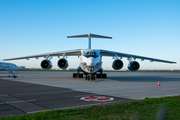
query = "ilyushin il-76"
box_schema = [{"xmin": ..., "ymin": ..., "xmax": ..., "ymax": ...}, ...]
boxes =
[{"xmin": 3, "ymin": 33, "xmax": 176, "ymax": 81}]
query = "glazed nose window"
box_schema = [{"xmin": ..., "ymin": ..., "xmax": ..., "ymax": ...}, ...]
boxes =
[{"xmin": 83, "ymin": 51, "xmax": 99, "ymax": 58}]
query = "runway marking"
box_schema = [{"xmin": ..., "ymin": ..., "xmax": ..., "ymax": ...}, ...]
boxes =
[
  {"xmin": 5, "ymin": 99, "xmax": 36, "ymax": 104},
  {"xmin": 4, "ymin": 90, "xmax": 75, "ymax": 96},
  {"xmin": 80, "ymin": 96, "xmax": 114, "ymax": 102},
  {"xmin": 0, "ymin": 94, "xmax": 9, "ymax": 96},
  {"xmin": 76, "ymin": 90, "xmax": 140, "ymax": 100},
  {"xmin": 6, "ymin": 101, "xmax": 25, "ymax": 104},
  {"xmin": 27, "ymin": 99, "xmax": 36, "ymax": 102},
  {"xmin": 128, "ymin": 90, "xmax": 146, "ymax": 93}
]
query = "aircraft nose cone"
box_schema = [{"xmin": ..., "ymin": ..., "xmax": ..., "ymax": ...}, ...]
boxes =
[{"xmin": 87, "ymin": 62, "xmax": 96, "ymax": 66}]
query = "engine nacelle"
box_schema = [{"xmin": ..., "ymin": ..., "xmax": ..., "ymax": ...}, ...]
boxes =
[
  {"xmin": 128, "ymin": 61, "xmax": 140, "ymax": 71},
  {"xmin": 57, "ymin": 58, "xmax": 68, "ymax": 69},
  {"xmin": 112, "ymin": 59, "xmax": 123, "ymax": 70},
  {"xmin": 41, "ymin": 60, "xmax": 52, "ymax": 70}
]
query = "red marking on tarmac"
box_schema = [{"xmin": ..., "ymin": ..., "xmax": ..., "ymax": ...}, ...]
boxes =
[{"xmin": 81, "ymin": 96, "xmax": 114, "ymax": 101}]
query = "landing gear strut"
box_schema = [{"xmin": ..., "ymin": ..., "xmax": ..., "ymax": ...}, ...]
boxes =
[
  {"xmin": 85, "ymin": 74, "xmax": 96, "ymax": 82},
  {"xmin": 73, "ymin": 71, "xmax": 107, "ymax": 82}
]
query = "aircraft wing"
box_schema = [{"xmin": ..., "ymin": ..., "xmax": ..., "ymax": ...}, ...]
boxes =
[
  {"xmin": 3, "ymin": 49, "xmax": 82, "ymax": 61},
  {"xmin": 99, "ymin": 49, "xmax": 176, "ymax": 64}
]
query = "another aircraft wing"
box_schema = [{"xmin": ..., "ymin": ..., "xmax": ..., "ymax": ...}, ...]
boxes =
[
  {"xmin": 99, "ymin": 49, "xmax": 176, "ymax": 64},
  {"xmin": 3, "ymin": 49, "xmax": 82, "ymax": 61}
]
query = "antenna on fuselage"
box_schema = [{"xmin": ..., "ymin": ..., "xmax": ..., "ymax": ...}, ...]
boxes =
[{"xmin": 67, "ymin": 33, "xmax": 112, "ymax": 49}]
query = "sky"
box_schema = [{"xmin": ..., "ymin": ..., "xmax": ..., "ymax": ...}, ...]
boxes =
[{"xmin": 0, "ymin": 0, "xmax": 179, "ymax": 70}]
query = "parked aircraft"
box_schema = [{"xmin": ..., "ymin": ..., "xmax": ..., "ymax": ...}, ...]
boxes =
[
  {"xmin": 3, "ymin": 33, "xmax": 176, "ymax": 81},
  {"xmin": 0, "ymin": 62, "xmax": 19, "ymax": 78}
]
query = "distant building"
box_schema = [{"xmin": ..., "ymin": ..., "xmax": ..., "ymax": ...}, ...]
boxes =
[
  {"xmin": 67, "ymin": 68, "xmax": 77, "ymax": 70},
  {"xmin": 18, "ymin": 66, "xmax": 26, "ymax": 70}
]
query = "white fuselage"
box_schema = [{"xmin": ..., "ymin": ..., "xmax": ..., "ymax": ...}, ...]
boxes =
[
  {"xmin": 80, "ymin": 49, "xmax": 102, "ymax": 74},
  {"xmin": 0, "ymin": 62, "xmax": 19, "ymax": 71}
]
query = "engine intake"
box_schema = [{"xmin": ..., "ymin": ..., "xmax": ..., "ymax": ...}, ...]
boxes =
[
  {"xmin": 41, "ymin": 60, "xmax": 52, "ymax": 70},
  {"xmin": 58, "ymin": 58, "xmax": 68, "ymax": 69},
  {"xmin": 128, "ymin": 61, "xmax": 140, "ymax": 71},
  {"xmin": 112, "ymin": 59, "xmax": 123, "ymax": 70}
]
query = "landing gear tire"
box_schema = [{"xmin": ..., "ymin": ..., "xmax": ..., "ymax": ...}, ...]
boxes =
[
  {"xmin": 96, "ymin": 73, "xmax": 107, "ymax": 78},
  {"xmin": 102, "ymin": 73, "xmax": 107, "ymax": 78},
  {"xmin": 73, "ymin": 73, "xmax": 83, "ymax": 78},
  {"xmin": 13, "ymin": 76, "xmax": 17, "ymax": 78},
  {"xmin": 79, "ymin": 73, "xmax": 83, "ymax": 78},
  {"xmin": 92, "ymin": 75, "xmax": 96, "ymax": 80},
  {"xmin": 96, "ymin": 74, "xmax": 101, "ymax": 78},
  {"xmin": 73, "ymin": 73, "xmax": 77, "ymax": 78}
]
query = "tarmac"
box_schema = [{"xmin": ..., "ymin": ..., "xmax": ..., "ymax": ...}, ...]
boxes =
[{"xmin": 0, "ymin": 71, "xmax": 180, "ymax": 117}]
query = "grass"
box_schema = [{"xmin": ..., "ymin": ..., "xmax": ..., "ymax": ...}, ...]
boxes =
[{"xmin": 1, "ymin": 96, "xmax": 180, "ymax": 120}]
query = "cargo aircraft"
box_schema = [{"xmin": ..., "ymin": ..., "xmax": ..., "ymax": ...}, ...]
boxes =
[{"xmin": 3, "ymin": 33, "xmax": 176, "ymax": 81}]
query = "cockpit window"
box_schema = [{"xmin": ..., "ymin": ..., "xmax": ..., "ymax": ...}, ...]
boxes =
[{"xmin": 83, "ymin": 51, "xmax": 99, "ymax": 58}]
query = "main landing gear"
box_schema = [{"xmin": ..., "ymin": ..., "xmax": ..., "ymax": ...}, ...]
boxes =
[
  {"xmin": 73, "ymin": 71, "xmax": 107, "ymax": 82},
  {"xmin": 96, "ymin": 70, "xmax": 107, "ymax": 79},
  {"xmin": 85, "ymin": 74, "xmax": 96, "ymax": 82},
  {"xmin": 73, "ymin": 73, "xmax": 83, "ymax": 78},
  {"xmin": 96, "ymin": 73, "xmax": 107, "ymax": 78}
]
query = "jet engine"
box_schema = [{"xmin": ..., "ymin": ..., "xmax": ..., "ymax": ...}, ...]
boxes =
[
  {"xmin": 41, "ymin": 60, "xmax": 52, "ymax": 70},
  {"xmin": 57, "ymin": 58, "xmax": 68, "ymax": 69},
  {"xmin": 128, "ymin": 61, "xmax": 140, "ymax": 71},
  {"xmin": 112, "ymin": 59, "xmax": 123, "ymax": 70}
]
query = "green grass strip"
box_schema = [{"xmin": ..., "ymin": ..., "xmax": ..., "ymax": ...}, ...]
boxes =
[{"xmin": 1, "ymin": 96, "xmax": 180, "ymax": 120}]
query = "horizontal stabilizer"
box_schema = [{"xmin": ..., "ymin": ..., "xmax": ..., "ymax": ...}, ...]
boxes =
[
  {"xmin": 67, "ymin": 33, "xmax": 112, "ymax": 39},
  {"xmin": 67, "ymin": 33, "xmax": 112, "ymax": 49}
]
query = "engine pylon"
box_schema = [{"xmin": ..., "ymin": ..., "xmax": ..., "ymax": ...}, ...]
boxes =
[{"xmin": 158, "ymin": 80, "xmax": 160, "ymax": 86}]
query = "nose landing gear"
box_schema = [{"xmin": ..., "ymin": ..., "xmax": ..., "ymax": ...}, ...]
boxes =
[
  {"xmin": 73, "ymin": 71, "xmax": 107, "ymax": 82},
  {"xmin": 86, "ymin": 74, "xmax": 96, "ymax": 82}
]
